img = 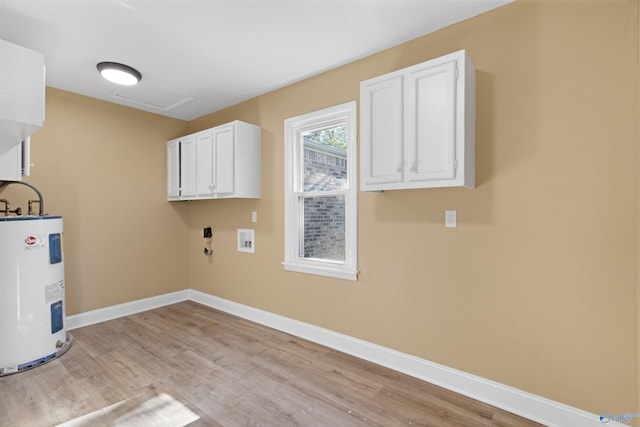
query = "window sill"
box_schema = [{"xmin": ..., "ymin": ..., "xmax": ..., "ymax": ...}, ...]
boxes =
[{"xmin": 282, "ymin": 261, "xmax": 358, "ymax": 281}]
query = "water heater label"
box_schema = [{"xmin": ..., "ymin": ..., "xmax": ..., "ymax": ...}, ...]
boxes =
[
  {"xmin": 49, "ymin": 233, "xmax": 62, "ymax": 264},
  {"xmin": 45, "ymin": 281, "xmax": 64, "ymax": 304},
  {"xmin": 24, "ymin": 235, "xmax": 45, "ymax": 250},
  {"xmin": 50, "ymin": 301, "xmax": 64, "ymax": 334}
]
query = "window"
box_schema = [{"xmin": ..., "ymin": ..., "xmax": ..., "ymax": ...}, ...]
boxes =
[{"xmin": 284, "ymin": 101, "xmax": 358, "ymax": 281}]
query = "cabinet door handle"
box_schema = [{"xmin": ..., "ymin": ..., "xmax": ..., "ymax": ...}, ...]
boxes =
[
  {"xmin": 396, "ymin": 164, "xmax": 403, "ymax": 173},
  {"xmin": 410, "ymin": 164, "xmax": 417, "ymax": 173}
]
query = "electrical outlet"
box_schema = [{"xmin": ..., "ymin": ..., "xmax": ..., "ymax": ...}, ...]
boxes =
[{"xmin": 445, "ymin": 210, "xmax": 457, "ymax": 228}]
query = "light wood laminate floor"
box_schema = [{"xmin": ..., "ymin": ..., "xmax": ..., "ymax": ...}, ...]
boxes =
[{"xmin": 0, "ymin": 301, "xmax": 542, "ymax": 426}]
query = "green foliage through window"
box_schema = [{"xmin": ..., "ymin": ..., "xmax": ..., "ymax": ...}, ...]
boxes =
[{"xmin": 304, "ymin": 125, "xmax": 347, "ymax": 151}]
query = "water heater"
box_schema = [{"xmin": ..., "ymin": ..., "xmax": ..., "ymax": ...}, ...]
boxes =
[{"xmin": 0, "ymin": 215, "xmax": 72, "ymax": 375}]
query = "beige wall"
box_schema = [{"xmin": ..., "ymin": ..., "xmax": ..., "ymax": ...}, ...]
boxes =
[
  {"xmin": 1, "ymin": 0, "xmax": 636, "ymax": 419},
  {"xmin": 2, "ymin": 88, "xmax": 191, "ymax": 312},
  {"xmin": 637, "ymin": 0, "xmax": 640, "ymax": 416},
  {"xmin": 187, "ymin": 0, "xmax": 639, "ymax": 416}
]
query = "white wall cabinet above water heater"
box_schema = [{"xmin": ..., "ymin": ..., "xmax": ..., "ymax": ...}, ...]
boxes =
[
  {"xmin": 0, "ymin": 39, "xmax": 45, "ymax": 182},
  {"xmin": 167, "ymin": 120, "xmax": 261, "ymax": 200},
  {"xmin": 360, "ymin": 49, "xmax": 475, "ymax": 192}
]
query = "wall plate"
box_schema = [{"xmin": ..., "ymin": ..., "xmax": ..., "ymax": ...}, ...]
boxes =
[
  {"xmin": 445, "ymin": 210, "xmax": 457, "ymax": 228},
  {"xmin": 237, "ymin": 229, "xmax": 255, "ymax": 253}
]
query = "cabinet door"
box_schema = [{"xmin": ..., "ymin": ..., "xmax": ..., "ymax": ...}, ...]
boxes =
[
  {"xmin": 212, "ymin": 125, "xmax": 235, "ymax": 194},
  {"xmin": 196, "ymin": 131, "xmax": 214, "ymax": 197},
  {"xmin": 167, "ymin": 139, "xmax": 180, "ymax": 199},
  {"xmin": 405, "ymin": 59, "xmax": 457, "ymax": 183},
  {"xmin": 360, "ymin": 75, "xmax": 404, "ymax": 190},
  {"xmin": 0, "ymin": 143, "xmax": 23, "ymax": 181},
  {"xmin": 180, "ymin": 135, "xmax": 197, "ymax": 198}
]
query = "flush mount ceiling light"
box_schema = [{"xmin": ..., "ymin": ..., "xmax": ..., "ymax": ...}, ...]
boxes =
[{"xmin": 97, "ymin": 62, "xmax": 141, "ymax": 85}]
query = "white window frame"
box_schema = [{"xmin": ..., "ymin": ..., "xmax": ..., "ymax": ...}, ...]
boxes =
[{"xmin": 283, "ymin": 101, "xmax": 358, "ymax": 281}]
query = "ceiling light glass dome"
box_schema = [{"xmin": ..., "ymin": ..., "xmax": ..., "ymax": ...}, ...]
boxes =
[{"xmin": 97, "ymin": 62, "xmax": 141, "ymax": 85}]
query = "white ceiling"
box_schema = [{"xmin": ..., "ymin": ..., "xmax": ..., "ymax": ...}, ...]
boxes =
[{"xmin": 0, "ymin": 0, "xmax": 513, "ymax": 121}]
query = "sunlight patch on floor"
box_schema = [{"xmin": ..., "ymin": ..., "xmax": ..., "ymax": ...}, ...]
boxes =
[{"xmin": 57, "ymin": 393, "xmax": 200, "ymax": 426}]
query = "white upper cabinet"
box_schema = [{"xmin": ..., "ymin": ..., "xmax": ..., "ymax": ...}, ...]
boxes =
[
  {"xmin": 179, "ymin": 134, "xmax": 197, "ymax": 199},
  {"xmin": 0, "ymin": 141, "xmax": 26, "ymax": 181},
  {"xmin": 360, "ymin": 75, "xmax": 404, "ymax": 187},
  {"xmin": 0, "ymin": 40, "xmax": 45, "ymax": 150},
  {"xmin": 167, "ymin": 120, "xmax": 261, "ymax": 201},
  {"xmin": 167, "ymin": 139, "xmax": 180, "ymax": 199},
  {"xmin": 0, "ymin": 40, "xmax": 44, "ymax": 181},
  {"xmin": 360, "ymin": 49, "xmax": 475, "ymax": 191},
  {"xmin": 196, "ymin": 125, "xmax": 235, "ymax": 197},
  {"xmin": 195, "ymin": 130, "xmax": 215, "ymax": 197}
]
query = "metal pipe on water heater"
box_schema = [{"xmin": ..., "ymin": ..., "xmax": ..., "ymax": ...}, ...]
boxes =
[{"xmin": 0, "ymin": 180, "xmax": 44, "ymax": 216}]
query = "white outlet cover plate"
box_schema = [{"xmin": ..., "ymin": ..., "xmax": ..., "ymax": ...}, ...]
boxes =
[
  {"xmin": 238, "ymin": 228, "xmax": 255, "ymax": 253},
  {"xmin": 445, "ymin": 210, "xmax": 457, "ymax": 228}
]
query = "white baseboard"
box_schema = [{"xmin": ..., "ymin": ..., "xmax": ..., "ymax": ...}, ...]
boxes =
[
  {"xmin": 66, "ymin": 289, "xmax": 619, "ymax": 427},
  {"xmin": 65, "ymin": 290, "xmax": 189, "ymax": 330}
]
